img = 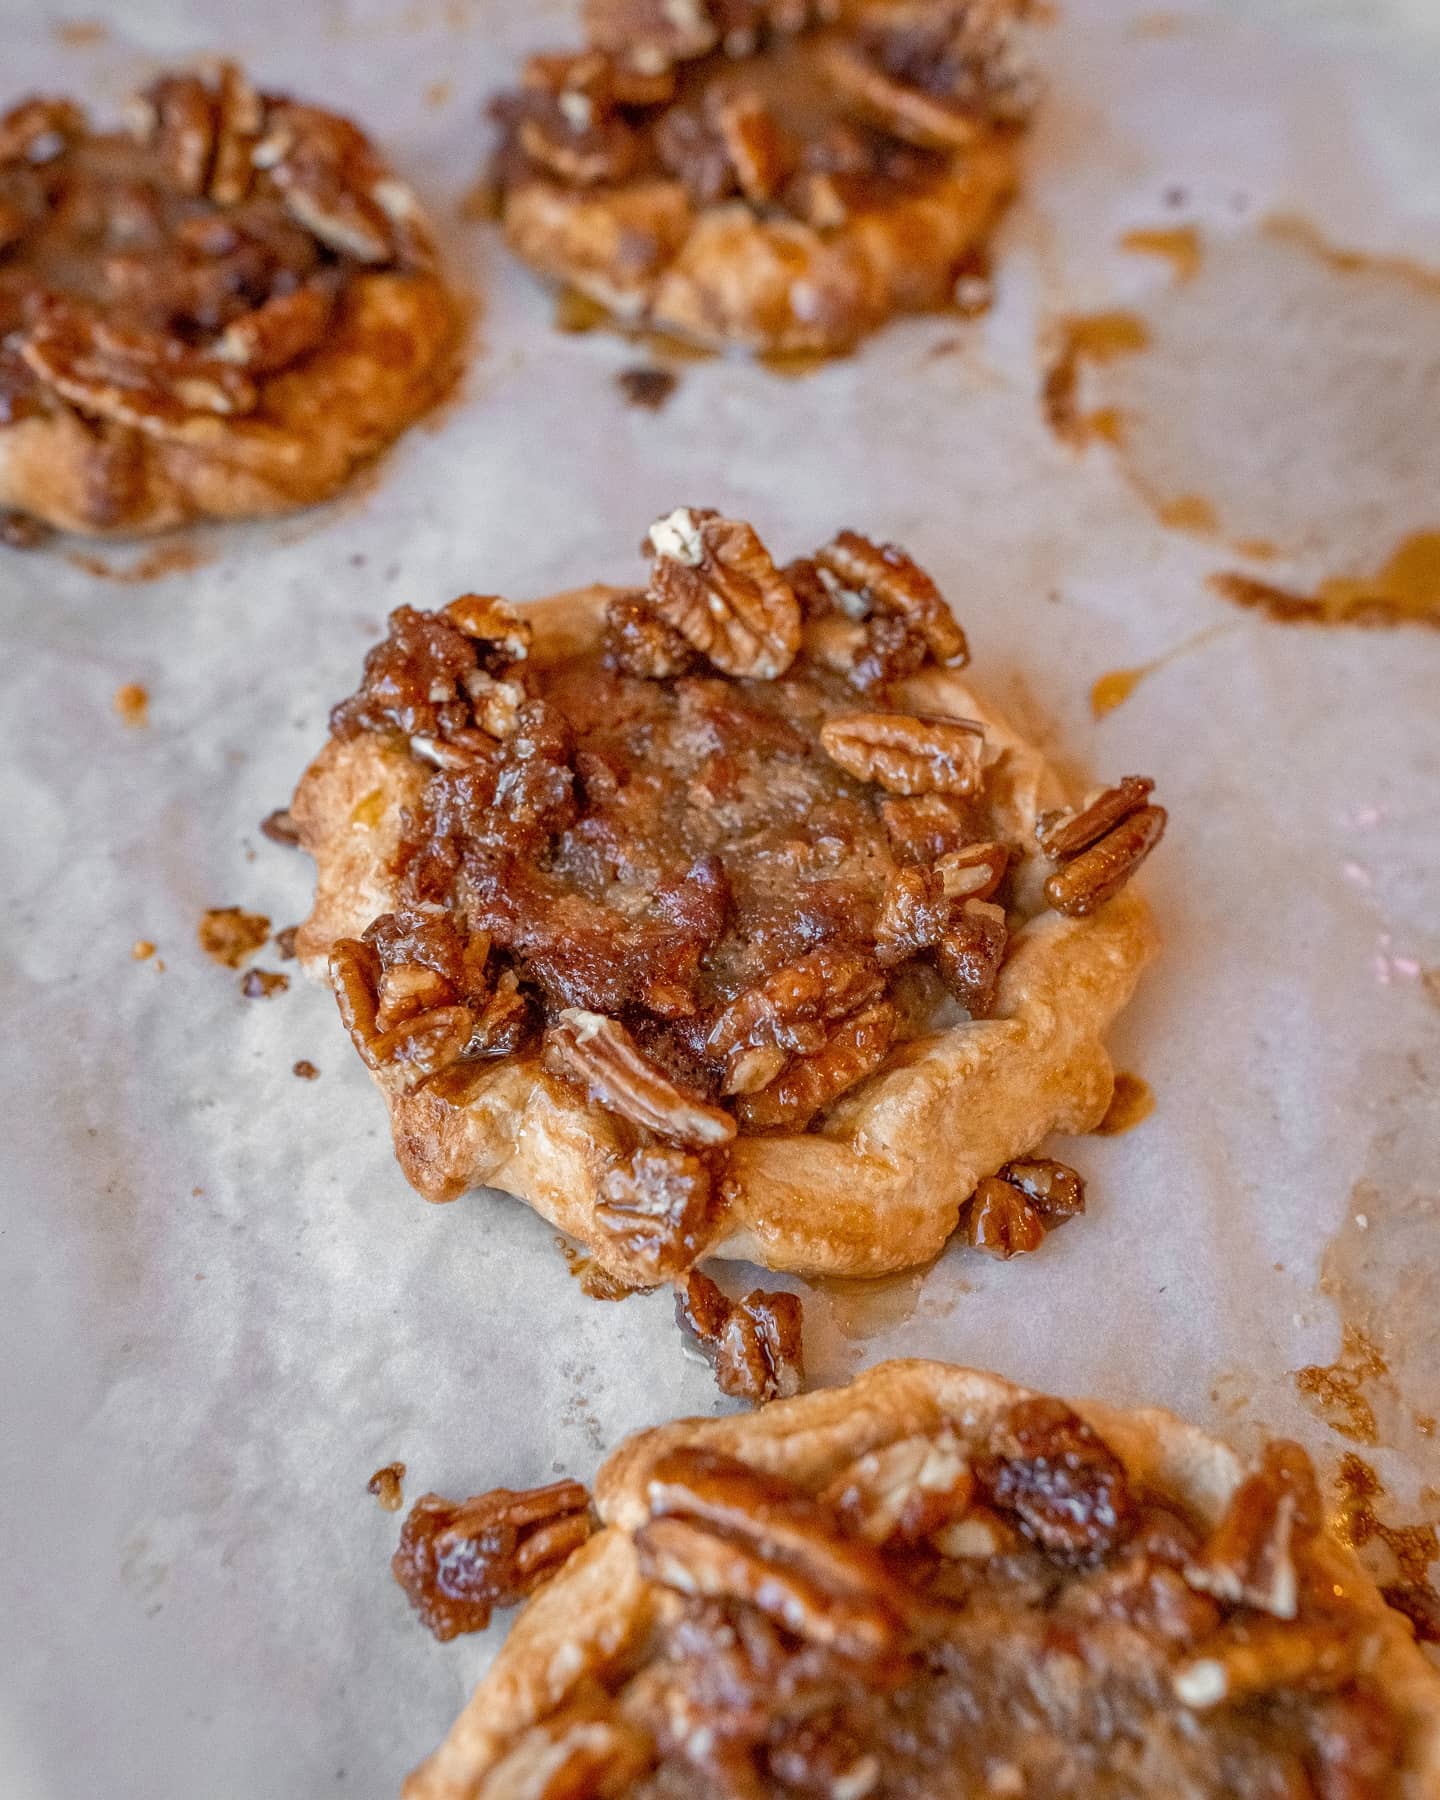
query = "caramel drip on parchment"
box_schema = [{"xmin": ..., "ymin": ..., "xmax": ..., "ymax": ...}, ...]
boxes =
[{"xmin": 1120, "ymin": 225, "xmax": 1201, "ymax": 282}]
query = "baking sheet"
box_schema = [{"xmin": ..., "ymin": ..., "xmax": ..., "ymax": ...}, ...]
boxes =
[{"xmin": 3, "ymin": 0, "xmax": 1439, "ymax": 1792}]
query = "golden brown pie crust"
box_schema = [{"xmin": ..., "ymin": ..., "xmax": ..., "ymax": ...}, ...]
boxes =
[
  {"xmin": 292, "ymin": 584, "xmax": 1157, "ymax": 1280},
  {"xmin": 0, "ymin": 71, "xmax": 459, "ymax": 536},
  {"xmin": 403, "ymin": 1361, "xmax": 1440, "ymax": 1800}
]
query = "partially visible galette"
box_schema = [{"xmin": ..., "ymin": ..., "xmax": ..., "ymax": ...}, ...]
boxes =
[
  {"xmin": 487, "ymin": 0, "xmax": 1034, "ymax": 353},
  {"xmin": 291, "ymin": 508, "xmax": 1164, "ymax": 1282},
  {"xmin": 0, "ymin": 62, "xmax": 457, "ymax": 537},
  {"xmin": 397, "ymin": 1360, "xmax": 1440, "ymax": 1799}
]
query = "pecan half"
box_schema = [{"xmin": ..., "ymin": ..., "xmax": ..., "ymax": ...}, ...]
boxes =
[
  {"xmin": 935, "ymin": 840, "xmax": 1010, "ymax": 901},
  {"xmin": 254, "ymin": 101, "xmax": 431, "ymax": 267},
  {"xmin": 544, "ymin": 1009, "xmax": 737, "ymax": 1146},
  {"xmin": 209, "ymin": 61, "xmax": 264, "ymax": 204},
  {"xmin": 1037, "ymin": 776, "xmax": 1167, "ymax": 918},
  {"xmin": 821, "ymin": 40, "xmax": 984, "ymax": 151},
  {"xmin": 129, "ymin": 73, "xmax": 216, "ymax": 195},
  {"xmin": 819, "ymin": 1429, "xmax": 974, "ymax": 1547},
  {"xmin": 880, "ymin": 792, "xmax": 987, "ymax": 863},
  {"xmin": 978, "ymin": 1396, "xmax": 1135, "ymax": 1559},
  {"xmin": 646, "ymin": 507, "xmax": 802, "ymax": 680},
  {"xmin": 329, "ymin": 935, "xmax": 479, "ymax": 1090},
  {"xmin": 598, "ymin": 1147, "xmax": 712, "ymax": 1276},
  {"xmin": 212, "ymin": 279, "xmax": 335, "ymax": 374},
  {"xmin": 735, "ymin": 998, "xmax": 895, "ymax": 1131},
  {"xmin": 638, "ymin": 1447, "xmax": 904, "ymax": 1658},
  {"xmin": 819, "ymin": 711, "xmax": 985, "ymax": 797},
  {"xmin": 814, "ymin": 531, "xmax": 969, "ymax": 667},
  {"xmin": 714, "ymin": 91, "xmax": 792, "ymax": 207},
  {"xmin": 1184, "ymin": 1441, "xmax": 1321, "ymax": 1620},
  {"xmin": 393, "ymin": 1479, "xmax": 592, "ymax": 1640},
  {"xmin": 676, "ymin": 1268, "xmax": 804, "ymax": 1403},
  {"xmin": 584, "ymin": 0, "xmax": 720, "ymax": 73},
  {"xmin": 444, "ymin": 591, "xmax": 533, "ymax": 667},
  {"xmin": 0, "ymin": 97, "xmax": 85, "ymax": 167},
  {"xmin": 873, "ymin": 865, "xmax": 951, "ymax": 965}
]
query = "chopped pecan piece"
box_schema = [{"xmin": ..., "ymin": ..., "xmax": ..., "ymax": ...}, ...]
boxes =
[
  {"xmin": 935, "ymin": 840, "xmax": 1010, "ymax": 901},
  {"xmin": 254, "ymin": 100, "xmax": 430, "ymax": 267},
  {"xmin": 598, "ymin": 1147, "xmax": 712, "ymax": 1276},
  {"xmin": 1000, "ymin": 1156, "xmax": 1086, "ymax": 1219},
  {"xmin": 208, "ymin": 61, "xmax": 264, "ymax": 204},
  {"xmin": 880, "ymin": 792, "xmax": 987, "ymax": 863},
  {"xmin": 814, "ymin": 531, "xmax": 969, "ymax": 667},
  {"xmin": 978, "ymin": 1395, "xmax": 1135, "ymax": 1558},
  {"xmin": 676, "ymin": 1268, "xmax": 804, "ymax": 1403},
  {"xmin": 1037, "ymin": 776, "xmax": 1168, "ymax": 917},
  {"xmin": 584, "ymin": 0, "xmax": 720, "ymax": 73},
  {"xmin": 707, "ymin": 946, "xmax": 886, "ymax": 1069},
  {"xmin": 819, "ymin": 711, "xmax": 985, "ymax": 797},
  {"xmin": 935, "ymin": 897, "xmax": 1007, "ymax": 1014},
  {"xmin": 822, "ymin": 39, "xmax": 985, "ymax": 151},
  {"xmin": 544, "ymin": 1009, "xmax": 737, "ymax": 1146},
  {"xmin": 517, "ymin": 99, "xmax": 641, "ymax": 185},
  {"xmin": 646, "ymin": 507, "xmax": 802, "ymax": 679},
  {"xmin": 212, "ymin": 279, "xmax": 334, "ymax": 373},
  {"xmin": 735, "ymin": 998, "xmax": 895, "ymax": 1130},
  {"xmin": 0, "ymin": 97, "xmax": 85, "ymax": 167},
  {"xmin": 1184, "ymin": 1441, "xmax": 1321, "ymax": 1620},
  {"xmin": 444, "ymin": 592, "xmax": 533, "ymax": 664},
  {"xmin": 930, "ymin": 1503, "xmax": 1021, "ymax": 1560},
  {"xmin": 963, "ymin": 1174, "xmax": 1045, "ymax": 1259},
  {"xmin": 329, "ymin": 936, "xmax": 478, "ymax": 1090},
  {"xmin": 713, "ymin": 91, "xmax": 792, "ymax": 206},
  {"xmin": 393, "ymin": 1479, "xmax": 592, "ymax": 1640},
  {"xmin": 602, "ymin": 590, "xmax": 698, "ymax": 679},
  {"xmin": 477, "ymin": 1710, "xmax": 657, "ymax": 1799},
  {"xmin": 129, "ymin": 73, "xmax": 216, "ymax": 194},
  {"xmin": 873, "ymin": 865, "xmax": 952, "ymax": 965},
  {"xmin": 638, "ymin": 1447, "xmax": 904, "ymax": 1657},
  {"xmin": 654, "ymin": 104, "xmax": 736, "ymax": 206},
  {"xmin": 819, "ymin": 1429, "xmax": 974, "ymax": 1547},
  {"xmin": 1174, "ymin": 1618, "xmax": 1363, "ymax": 1710}
]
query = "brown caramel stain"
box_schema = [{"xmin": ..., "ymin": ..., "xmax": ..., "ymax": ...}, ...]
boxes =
[
  {"xmin": 1210, "ymin": 534, "xmax": 1440, "ymax": 629},
  {"xmin": 1296, "ymin": 1323, "xmax": 1387, "ymax": 1445},
  {"xmin": 1090, "ymin": 665, "xmax": 1149, "ymax": 719},
  {"xmin": 1332, "ymin": 1455, "xmax": 1440, "ymax": 1642},
  {"xmin": 293, "ymin": 1059, "xmax": 320, "ymax": 1081},
  {"xmin": 54, "ymin": 18, "xmax": 107, "ymax": 45},
  {"xmin": 1042, "ymin": 312, "xmax": 1150, "ymax": 444},
  {"xmin": 113, "ymin": 682, "xmax": 149, "ymax": 727},
  {"xmin": 71, "ymin": 542, "xmax": 209, "ymax": 584},
  {"xmin": 1121, "ymin": 225, "xmax": 1202, "ymax": 282},
  {"xmin": 1265, "ymin": 213, "xmax": 1440, "ymax": 298},
  {"xmin": 1155, "ymin": 492, "xmax": 1218, "ymax": 535},
  {"xmin": 1094, "ymin": 1071, "xmax": 1156, "ymax": 1136},
  {"xmin": 553, "ymin": 1237, "xmax": 638, "ymax": 1302},
  {"xmin": 1128, "ymin": 11, "xmax": 1186, "ymax": 36},
  {"xmin": 131, "ymin": 939, "xmax": 155, "ymax": 961},
  {"xmin": 197, "ymin": 907, "xmax": 270, "ymax": 969},
  {"xmin": 367, "ymin": 1462, "xmax": 406, "ymax": 1512}
]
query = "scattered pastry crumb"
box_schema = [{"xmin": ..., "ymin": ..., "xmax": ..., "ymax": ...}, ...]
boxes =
[
  {"xmin": 367, "ymin": 1462, "xmax": 407, "ymax": 1512},
  {"xmin": 424, "ymin": 79, "xmax": 452, "ymax": 109},
  {"xmin": 53, "ymin": 18, "xmax": 107, "ymax": 45},
  {"xmin": 293, "ymin": 1060, "xmax": 320, "ymax": 1080},
  {"xmin": 274, "ymin": 926, "xmax": 299, "ymax": 960},
  {"xmin": 1094, "ymin": 1071, "xmax": 1156, "ymax": 1136},
  {"xmin": 616, "ymin": 366, "xmax": 678, "ymax": 412},
  {"xmin": 259, "ymin": 808, "xmax": 301, "ymax": 846},
  {"xmin": 113, "ymin": 683, "xmax": 149, "ymax": 727},
  {"xmin": 131, "ymin": 939, "xmax": 156, "ymax": 961},
  {"xmin": 1041, "ymin": 312, "xmax": 1150, "ymax": 445},
  {"xmin": 198, "ymin": 907, "xmax": 271, "ymax": 968},
  {"xmin": 240, "ymin": 968, "xmax": 289, "ymax": 999}
]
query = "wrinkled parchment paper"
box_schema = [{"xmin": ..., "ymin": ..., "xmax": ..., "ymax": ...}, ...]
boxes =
[{"xmin": 3, "ymin": 0, "xmax": 1439, "ymax": 1792}]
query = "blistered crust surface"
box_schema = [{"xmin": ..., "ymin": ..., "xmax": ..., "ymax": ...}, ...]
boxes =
[
  {"xmin": 0, "ymin": 272, "xmax": 457, "ymax": 535},
  {"xmin": 293, "ymin": 584, "xmax": 1158, "ymax": 1279},
  {"xmin": 406, "ymin": 1360, "xmax": 1440, "ymax": 1800}
]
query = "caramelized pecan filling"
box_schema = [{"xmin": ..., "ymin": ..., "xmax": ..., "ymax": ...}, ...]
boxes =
[
  {"xmin": 326, "ymin": 511, "xmax": 1165, "ymax": 1276},
  {"xmin": 451, "ymin": 1412, "xmax": 1407, "ymax": 1800},
  {"xmin": 489, "ymin": 0, "xmax": 1035, "ymax": 231},
  {"xmin": 0, "ymin": 65, "xmax": 432, "ymax": 442}
]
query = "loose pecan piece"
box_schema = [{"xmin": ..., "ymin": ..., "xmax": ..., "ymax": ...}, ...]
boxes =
[
  {"xmin": 1174, "ymin": 1618, "xmax": 1364, "ymax": 1710},
  {"xmin": 963, "ymin": 1175, "xmax": 1045, "ymax": 1259},
  {"xmin": 1184, "ymin": 1441, "xmax": 1321, "ymax": 1620},
  {"xmin": 1037, "ymin": 776, "xmax": 1167, "ymax": 918},
  {"xmin": 735, "ymin": 998, "xmax": 895, "ymax": 1131},
  {"xmin": 978, "ymin": 1395, "xmax": 1135, "ymax": 1559},
  {"xmin": 820, "ymin": 711, "xmax": 985, "ymax": 797},
  {"xmin": 646, "ymin": 507, "xmax": 802, "ymax": 680},
  {"xmin": 544, "ymin": 1009, "xmax": 737, "ymax": 1146},
  {"xmin": 598, "ymin": 1147, "xmax": 712, "ymax": 1277},
  {"xmin": 638, "ymin": 1447, "xmax": 904, "ymax": 1658},
  {"xmin": 814, "ymin": 530, "xmax": 969, "ymax": 667},
  {"xmin": 393, "ymin": 1478, "xmax": 592, "ymax": 1639},
  {"xmin": 212, "ymin": 279, "xmax": 335, "ymax": 374},
  {"xmin": 819, "ymin": 1429, "xmax": 974, "ymax": 1547},
  {"xmin": 0, "ymin": 97, "xmax": 85, "ymax": 167},
  {"xmin": 676, "ymin": 1268, "xmax": 804, "ymax": 1403}
]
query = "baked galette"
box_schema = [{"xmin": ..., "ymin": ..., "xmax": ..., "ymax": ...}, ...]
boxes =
[
  {"xmin": 291, "ymin": 508, "xmax": 1164, "ymax": 1282},
  {"xmin": 486, "ymin": 0, "xmax": 1033, "ymax": 353},
  {"xmin": 0, "ymin": 62, "xmax": 456, "ymax": 536},
  {"xmin": 397, "ymin": 1359, "xmax": 1440, "ymax": 1799}
]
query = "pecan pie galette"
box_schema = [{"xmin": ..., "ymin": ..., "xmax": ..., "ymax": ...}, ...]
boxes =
[
  {"xmin": 487, "ymin": 0, "xmax": 1031, "ymax": 354},
  {"xmin": 400, "ymin": 1360, "xmax": 1440, "ymax": 1799},
  {"xmin": 0, "ymin": 64, "xmax": 456, "ymax": 536},
  {"xmin": 291, "ymin": 509, "xmax": 1163, "ymax": 1282}
]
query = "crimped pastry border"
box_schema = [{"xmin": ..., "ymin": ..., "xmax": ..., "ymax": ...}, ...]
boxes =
[
  {"xmin": 293, "ymin": 583, "xmax": 1157, "ymax": 1279},
  {"xmin": 405, "ymin": 1360, "xmax": 1440, "ymax": 1800},
  {"xmin": 0, "ymin": 271, "xmax": 458, "ymax": 536},
  {"xmin": 500, "ymin": 138, "xmax": 1018, "ymax": 354}
]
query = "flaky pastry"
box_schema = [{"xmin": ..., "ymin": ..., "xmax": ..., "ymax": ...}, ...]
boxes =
[
  {"xmin": 403, "ymin": 1359, "xmax": 1440, "ymax": 1799},
  {"xmin": 291, "ymin": 510, "xmax": 1162, "ymax": 1282},
  {"xmin": 487, "ymin": 0, "xmax": 1032, "ymax": 353},
  {"xmin": 0, "ymin": 63, "xmax": 457, "ymax": 537}
]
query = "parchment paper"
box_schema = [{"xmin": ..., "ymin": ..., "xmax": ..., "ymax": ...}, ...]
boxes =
[{"xmin": 3, "ymin": 0, "xmax": 1439, "ymax": 1793}]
